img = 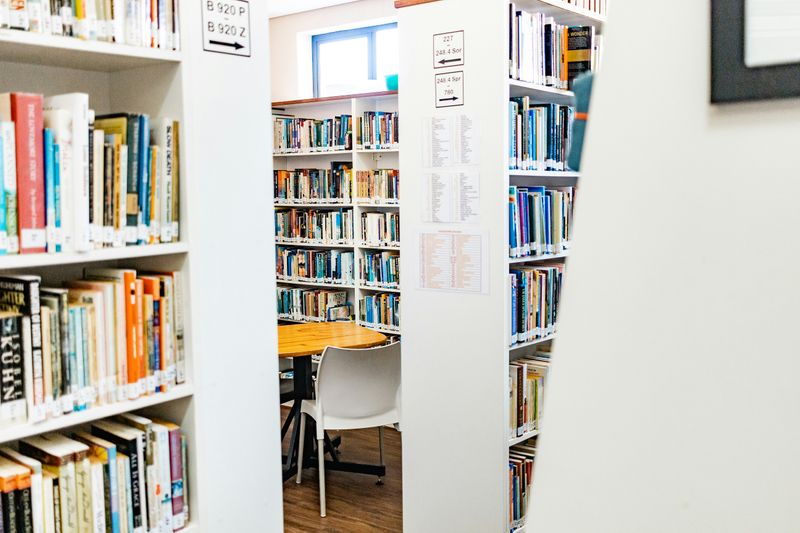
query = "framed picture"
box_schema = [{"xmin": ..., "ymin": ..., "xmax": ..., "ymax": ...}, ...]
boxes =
[{"xmin": 711, "ymin": 0, "xmax": 800, "ymax": 103}]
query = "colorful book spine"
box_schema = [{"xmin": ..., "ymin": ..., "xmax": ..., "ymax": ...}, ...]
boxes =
[{"xmin": 10, "ymin": 93, "xmax": 46, "ymax": 254}]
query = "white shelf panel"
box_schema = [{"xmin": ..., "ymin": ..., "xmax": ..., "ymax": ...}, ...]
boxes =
[
  {"xmin": 273, "ymin": 150, "xmax": 352, "ymax": 158},
  {"xmin": 509, "ymin": 429, "xmax": 539, "ymax": 447},
  {"xmin": 509, "ymin": 251, "xmax": 569, "ymax": 264},
  {"xmin": 354, "ymin": 201, "xmax": 400, "ymax": 208},
  {"xmin": 275, "ymin": 202, "xmax": 353, "ymax": 208},
  {"xmin": 509, "ymin": 334, "xmax": 556, "ymax": 352},
  {"xmin": 0, "ymin": 29, "xmax": 182, "ymax": 71},
  {"xmin": 276, "ymin": 278, "xmax": 356, "ymax": 289},
  {"xmin": 357, "ymin": 321, "xmax": 401, "ymax": 335},
  {"xmin": 356, "ymin": 243, "xmax": 401, "ymax": 250},
  {"xmin": 355, "ymin": 148, "xmax": 400, "ymax": 153},
  {"xmin": 508, "ymin": 169, "xmax": 580, "ymax": 178},
  {"xmin": 514, "ymin": 0, "xmax": 607, "ymax": 26},
  {"xmin": 358, "ymin": 285, "xmax": 401, "ymax": 293},
  {"xmin": 508, "ymin": 79, "xmax": 576, "ymax": 104},
  {"xmin": 275, "ymin": 240, "xmax": 355, "ymax": 249},
  {"xmin": 0, "ymin": 384, "xmax": 194, "ymax": 444},
  {"xmin": 180, "ymin": 524, "xmax": 198, "ymax": 533},
  {"xmin": 0, "ymin": 242, "xmax": 189, "ymax": 270}
]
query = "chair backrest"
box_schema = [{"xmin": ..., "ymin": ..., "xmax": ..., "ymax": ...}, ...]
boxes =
[{"xmin": 316, "ymin": 342, "xmax": 401, "ymax": 420}]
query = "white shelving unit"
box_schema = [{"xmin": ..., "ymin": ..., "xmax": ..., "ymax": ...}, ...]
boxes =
[
  {"xmin": 0, "ymin": 2, "xmax": 283, "ymax": 530},
  {"xmin": 272, "ymin": 91, "xmax": 401, "ymax": 335},
  {"xmin": 399, "ymin": 1, "xmax": 605, "ymax": 531}
]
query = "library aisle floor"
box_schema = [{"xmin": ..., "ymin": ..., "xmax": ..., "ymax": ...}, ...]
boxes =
[{"xmin": 281, "ymin": 407, "xmax": 403, "ymax": 532}]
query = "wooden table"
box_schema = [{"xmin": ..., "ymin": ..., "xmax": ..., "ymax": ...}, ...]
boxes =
[{"xmin": 279, "ymin": 322, "xmax": 387, "ymax": 482}]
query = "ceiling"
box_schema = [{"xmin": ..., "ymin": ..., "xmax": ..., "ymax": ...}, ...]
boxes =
[{"xmin": 268, "ymin": 0, "xmax": 361, "ymax": 18}]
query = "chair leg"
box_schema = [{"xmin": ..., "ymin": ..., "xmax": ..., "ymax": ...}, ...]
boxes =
[
  {"xmin": 318, "ymin": 438, "xmax": 326, "ymax": 517},
  {"xmin": 377, "ymin": 426, "xmax": 385, "ymax": 485},
  {"xmin": 296, "ymin": 414, "xmax": 306, "ymax": 484}
]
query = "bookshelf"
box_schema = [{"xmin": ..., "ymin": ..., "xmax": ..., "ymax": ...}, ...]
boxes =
[
  {"xmin": 272, "ymin": 91, "xmax": 402, "ymax": 335},
  {"xmin": 0, "ymin": 1, "xmax": 281, "ymax": 531},
  {"xmin": 399, "ymin": 1, "xmax": 604, "ymax": 531}
]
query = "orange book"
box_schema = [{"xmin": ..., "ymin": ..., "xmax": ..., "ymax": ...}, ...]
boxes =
[
  {"xmin": 140, "ymin": 276, "xmax": 165, "ymax": 392},
  {"xmin": 84, "ymin": 268, "xmax": 140, "ymax": 398},
  {"xmin": 135, "ymin": 279, "xmax": 146, "ymax": 392}
]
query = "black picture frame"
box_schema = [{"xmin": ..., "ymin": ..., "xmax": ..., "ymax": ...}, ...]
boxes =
[{"xmin": 711, "ymin": 0, "xmax": 800, "ymax": 103}]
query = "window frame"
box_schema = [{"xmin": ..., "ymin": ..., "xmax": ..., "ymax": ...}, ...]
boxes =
[{"xmin": 312, "ymin": 22, "xmax": 399, "ymax": 98}]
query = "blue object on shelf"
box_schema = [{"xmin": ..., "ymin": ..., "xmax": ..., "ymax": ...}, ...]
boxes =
[{"xmin": 385, "ymin": 74, "xmax": 399, "ymax": 91}]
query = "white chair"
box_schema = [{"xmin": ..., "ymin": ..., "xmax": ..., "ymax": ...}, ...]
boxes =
[{"xmin": 295, "ymin": 341, "xmax": 401, "ymax": 517}]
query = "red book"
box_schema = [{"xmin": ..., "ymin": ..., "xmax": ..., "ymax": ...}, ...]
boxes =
[{"xmin": 10, "ymin": 93, "xmax": 45, "ymax": 254}]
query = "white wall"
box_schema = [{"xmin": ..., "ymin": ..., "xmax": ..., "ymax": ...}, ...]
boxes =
[
  {"xmin": 531, "ymin": 1, "xmax": 800, "ymax": 531},
  {"xmin": 269, "ymin": 0, "xmax": 397, "ymax": 101},
  {"xmin": 181, "ymin": 1, "xmax": 284, "ymax": 531}
]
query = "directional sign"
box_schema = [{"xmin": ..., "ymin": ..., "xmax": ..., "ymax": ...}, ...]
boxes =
[
  {"xmin": 435, "ymin": 71, "xmax": 464, "ymax": 108},
  {"xmin": 202, "ymin": 0, "xmax": 251, "ymax": 57},
  {"xmin": 433, "ymin": 30, "xmax": 464, "ymax": 69}
]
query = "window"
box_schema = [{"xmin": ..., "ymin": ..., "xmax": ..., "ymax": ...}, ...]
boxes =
[{"xmin": 312, "ymin": 22, "xmax": 399, "ymax": 97}]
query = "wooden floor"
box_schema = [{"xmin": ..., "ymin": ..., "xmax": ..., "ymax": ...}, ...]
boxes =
[{"xmin": 281, "ymin": 406, "xmax": 403, "ymax": 532}]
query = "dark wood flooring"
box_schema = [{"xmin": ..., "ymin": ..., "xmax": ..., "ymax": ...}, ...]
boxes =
[{"xmin": 281, "ymin": 406, "xmax": 403, "ymax": 532}]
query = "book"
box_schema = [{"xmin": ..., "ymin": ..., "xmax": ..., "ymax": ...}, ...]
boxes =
[
  {"xmin": 71, "ymin": 432, "xmax": 119, "ymax": 533},
  {"xmin": 0, "ymin": 311, "xmax": 24, "ymax": 427},
  {"xmin": 358, "ymin": 293, "xmax": 400, "ymax": 331},
  {"xmin": 359, "ymin": 211, "xmax": 400, "ymax": 247},
  {"xmin": 359, "ymin": 250, "xmax": 400, "ymax": 289},
  {"xmin": 276, "ymin": 287, "xmax": 350, "ymax": 323},
  {"xmin": 273, "ymin": 167, "xmax": 352, "ymax": 205},
  {"xmin": 509, "ymin": 98, "xmax": 573, "ymax": 171},
  {"xmin": 0, "ymin": 120, "xmax": 17, "ymax": 254},
  {"xmin": 19, "ymin": 435, "xmax": 78, "ymax": 533},
  {"xmin": 354, "ymin": 169, "xmax": 399, "ymax": 204},
  {"xmin": 273, "ymin": 114, "xmax": 352, "ymax": 153},
  {"xmin": 355, "ymin": 111, "xmax": 399, "ymax": 150},
  {"xmin": 275, "ymin": 247, "xmax": 355, "ymax": 286},
  {"xmin": 274, "ymin": 207, "xmax": 353, "ymax": 246},
  {"xmin": 508, "ymin": 186, "xmax": 574, "ymax": 258},
  {"xmin": 509, "ymin": 266, "xmax": 563, "ymax": 346}
]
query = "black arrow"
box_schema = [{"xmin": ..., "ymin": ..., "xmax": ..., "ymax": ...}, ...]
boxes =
[
  {"xmin": 438, "ymin": 96, "xmax": 459, "ymax": 102},
  {"xmin": 438, "ymin": 58, "xmax": 462, "ymax": 64},
  {"xmin": 210, "ymin": 39, "xmax": 244, "ymax": 50}
]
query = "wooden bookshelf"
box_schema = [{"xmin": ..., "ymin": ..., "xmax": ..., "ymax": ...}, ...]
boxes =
[
  {"xmin": 272, "ymin": 93, "xmax": 402, "ymax": 335},
  {"xmin": 399, "ymin": 1, "xmax": 604, "ymax": 530}
]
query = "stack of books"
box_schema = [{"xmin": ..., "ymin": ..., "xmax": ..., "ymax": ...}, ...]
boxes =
[
  {"xmin": 509, "ymin": 266, "xmax": 563, "ymax": 346},
  {"xmin": 274, "ymin": 167, "xmax": 352, "ymax": 205},
  {"xmin": 508, "ymin": 355, "xmax": 549, "ymax": 438},
  {"xmin": 0, "ymin": 92, "xmax": 180, "ymax": 255},
  {"xmin": 273, "ymin": 115, "xmax": 353, "ymax": 154},
  {"xmin": 0, "ymin": 270, "xmax": 185, "ymax": 425},
  {"xmin": 360, "ymin": 250, "xmax": 400, "ymax": 289},
  {"xmin": 354, "ymin": 169, "xmax": 399, "ymax": 204},
  {"xmin": 359, "ymin": 212, "xmax": 400, "ymax": 247},
  {"xmin": 275, "ymin": 246, "xmax": 355, "ymax": 286},
  {"xmin": 508, "ymin": 440, "xmax": 536, "ymax": 530},
  {"xmin": 0, "ymin": 0, "xmax": 181, "ymax": 50},
  {"xmin": 509, "ymin": 186, "xmax": 574, "ymax": 258},
  {"xmin": 509, "ymin": 97, "xmax": 573, "ymax": 171},
  {"xmin": 509, "ymin": 5, "xmax": 602, "ymax": 88},
  {"xmin": 274, "ymin": 208, "xmax": 354, "ymax": 246},
  {"xmin": 359, "ymin": 293, "xmax": 400, "ymax": 331},
  {"xmin": 355, "ymin": 111, "xmax": 399, "ymax": 150},
  {"xmin": 276, "ymin": 287, "xmax": 351, "ymax": 323},
  {"xmin": 7, "ymin": 413, "xmax": 189, "ymax": 533}
]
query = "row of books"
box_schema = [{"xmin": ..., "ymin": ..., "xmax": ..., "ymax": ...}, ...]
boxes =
[
  {"xmin": 509, "ymin": 186, "xmax": 573, "ymax": 258},
  {"xmin": 0, "ymin": 0, "xmax": 181, "ymax": 50},
  {"xmin": 560, "ymin": 0, "xmax": 607, "ymax": 15},
  {"xmin": 274, "ymin": 167, "xmax": 400, "ymax": 205},
  {"xmin": 275, "ymin": 247, "xmax": 355, "ymax": 286},
  {"xmin": 359, "ymin": 293, "xmax": 400, "ymax": 331},
  {"xmin": 274, "ymin": 208, "xmax": 353, "ymax": 245},
  {"xmin": 273, "ymin": 115, "xmax": 352, "ymax": 154},
  {"xmin": 509, "ymin": 98, "xmax": 573, "ymax": 172},
  {"xmin": 360, "ymin": 250, "xmax": 400, "ymax": 289},
  {"xmin": 354, "ymin": 169, "xmax": 399, "ymax": 204},
  {"xmin": 354, "ymin": 111, "xmax": 399, "ymax": 150},
  {"xmin": 3, "ymin": 413, "xmax": 188, "ymax": 533},
  {"xmin": 509, "ymin": 266, "xmax": 563, "ymax": 346},
  {"xmin": 360, "ymin": 212, "xmax": 400, "ymax": 247},
  {"xmin": 0, "ymin": 92, "xmax": 180, "ymax": 255},
  {"xmin": 276, "ymin": 288, "xmax": 351, "ymax": 323},
  {"xmin": 509, "ymin": 355, "xmax": 549, "ymax": 438},
  {"xmin": 509, "ymin": 440, "xmax": 536, "ymax": 530},
  {"xmin": 0, "ymin": 269, "xmax": 185, "ymax": 426},
  {"xmin": 509, "ymin": 6, "xmax": 601, "ymax": 89}
]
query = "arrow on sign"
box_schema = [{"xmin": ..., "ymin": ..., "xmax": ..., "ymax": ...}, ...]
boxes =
[
  {"xmin": 210, "ymin": 39, "xmax": 244, "ymax": 50},
  {"xmin": 438, "ymin": 58, "xmax": 462, "ymax": 65},
  {"xmin": 438, "ymin": 96, "xmax": 459, "ymax": 102}
]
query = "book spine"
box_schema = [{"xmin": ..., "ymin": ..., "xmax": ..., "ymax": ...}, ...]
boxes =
[
  {"xmin": 0, "ymin": 131, "xmax": 6, "ymax": 256},
  {"xmin": 74, "ymin": 458, "xmax": 91, "ymax": 533},
  {"xmin": 16, "ymin": 484, "xmax": 33, "ymax": 533},
  {"xmin": 10, "ymin": 94, "xmax": 45, "ymax": 254},
  {"xmin": 43, "ymin": 128, "xmax": 56, "ymax": 254},
  {"xmin": 138, "ymin": 117, "xmax": 150, "ymax": 245},
  {"xmin": 126, "ymin": 116, "xmax": 139, "ymax": 241},
  {"xmin": 0, "ymin": 314, "xmax": 24, "ymax": 424},
  {"xmin": 0, "ymin": 123, "xmax": 17, "ymax": 254},
  {"xmin": 166, "ymin": 428, "xmax": 183, "ymax": 529},
  {"xmin": 1, "ymin": 490, "xmax": 16, "ymax": 533},
  {"xmin": 107, "ymin": 446, "xmax": 119, "ymax": 533},
  {"xmin": 89, "ymin": 461, "xmax": 104, "ymax": 533}
]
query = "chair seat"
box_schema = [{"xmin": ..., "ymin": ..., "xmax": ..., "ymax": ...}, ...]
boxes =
[{"xmin": 300, "ymin": 399, "xmax": 399, "ymax": 433}]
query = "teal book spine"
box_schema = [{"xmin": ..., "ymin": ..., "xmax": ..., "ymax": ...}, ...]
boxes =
[
  {"xmin": 0, "ymin": 133, "xmax": 6, "ymax": 255},
  {"xmin": 43, "ymin": 128, "xmax": 55, "ymax": 254},
  {"xmin": 53, "ymin": 145, "xmax": 62, "ymax": 253},
  {"xmin": 107, "ymin": 445, "xmax": 120, "ymax": 533}
]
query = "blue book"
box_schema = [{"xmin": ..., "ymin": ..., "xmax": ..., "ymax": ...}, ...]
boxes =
[
  {"xmin": 508, "ymin": 186, "xmax": 517, "ymax": 255},
  {"xmin": 509, "ymin": 102, "xmax": 517, "ymax": 168},
  {"xmin": 0, "ymin": 134, "xmax": 6, "ymax": 255},
  {"xmin": 43, "ymin": 128, "xmax": 56, "ymax": 253},
  {"xmin": 543, "ymin": 194, "xmax": 552, "ymax": 253},
  {"xmin": 68, "ymin": 308, "xmax": 82, "ymax": 411},
  {"xmin": 510, "ymin": 273, "xmax": 518, "ymax": 344},
  {"xmin": 138, "ymin": 114, "xmax": 150, "ymax": 244},
  {"xmin": 53, "ymin": 145, "xmax": 62, "ymax": 253}
]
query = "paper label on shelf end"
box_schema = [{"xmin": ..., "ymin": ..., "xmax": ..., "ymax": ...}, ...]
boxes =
[
  {"xmin": 138, "ymin": 224, "xmax": 149, "ymax": 242},
  {"xmin": 30, "ymin": 404, "xmax": 47, "ymax": 423},
  {"xmin": 146, "ymin": 375, "xmax": 157, "ymax": 393},
  {"xmin": 61, "ymin": 394, "xmax": 74, "ymax": 413},
  {"xmin": 125, "ymin": 226, "xmax": 137, "ymax": 244}
]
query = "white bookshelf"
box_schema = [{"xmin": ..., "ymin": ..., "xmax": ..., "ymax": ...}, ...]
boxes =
[
  {"xmin": 399, "ymin": 1, "xmax": 603, "ymax": 530},
  {"xmin": 0, "ymin": 2, "xmax": 283, "ymax": 530},
  {"xmin": 272, "ymin": 91, "xmax": 402, "ymax": 335}
]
